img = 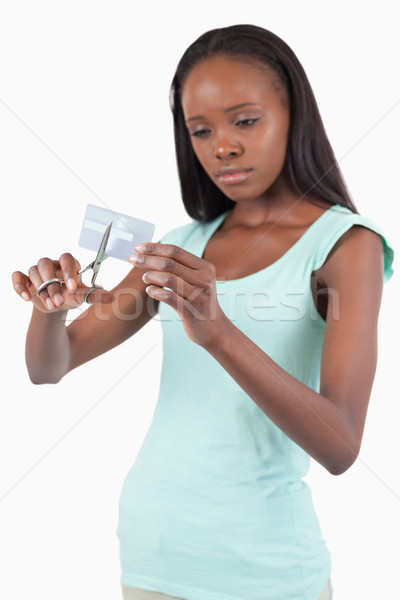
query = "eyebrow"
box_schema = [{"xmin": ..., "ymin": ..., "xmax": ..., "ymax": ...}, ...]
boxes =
[{"xmin": 185, "ymin": 102, "xmax": 261, "ymax": 123}]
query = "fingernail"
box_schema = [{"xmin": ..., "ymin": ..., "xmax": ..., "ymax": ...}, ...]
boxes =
[
  {"xmin": 21, "ymin": 292, "xmax": 30, "ymax": 301},
  {"xmin": 129, "ymin": 255, "xmax": 140, "ymax": 263},
  {"xmin": 67, "ymin": 278, "xmax": 76, "ymax": 291},
  {"xmin": 54, "ymin": 293, "xmax": 63, "ymax": 306},
  {"xmin": 46, "ymin": 298, "xmax": 54, "ymax": 310},
  {"xmin": 135, "ymin": 244, "xmax": 150, "ymax": 252}
]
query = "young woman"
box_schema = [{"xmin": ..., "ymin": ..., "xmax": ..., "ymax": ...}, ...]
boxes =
[{"xmin": 12, "ymin": 24, "xmax": 394, "ymax": 600}]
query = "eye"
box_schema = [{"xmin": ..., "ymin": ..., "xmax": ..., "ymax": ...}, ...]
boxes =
[
  {"xmin": 189, "ymin": 128, "xmax": 211, "ymax": 138},
  {"xmin": 235, "ymin": 118, "xmax": 259, "ymax": 128}
]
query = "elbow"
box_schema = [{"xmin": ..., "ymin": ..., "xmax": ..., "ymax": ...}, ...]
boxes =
[
  {"xmin": 26, "ymin": 358, "xmax": 69, "ymax": 385},
  {"xmin": 30, "ymin": 378, "xmax": 62, "ymax": 386},
  {"xmin": 324, "ymin": 415, "xmax": 362, "ymax": 475},
  {"xmin": 29, "ymin": 375, "xmax": 62, "ymax": 385},
  {"xmin": 326, "ymin": 459, "xmax": 354, "ymax": 476},
  {"xmin": 28, "ymin": 369, "xmax": 64, "ymax": 385},
  {"xmin": 326, "ymin": 446, "xmax": 359, "ymax": 476}
]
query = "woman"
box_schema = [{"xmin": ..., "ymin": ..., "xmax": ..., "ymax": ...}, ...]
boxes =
[{"xmin": 12, "ymin": 25, "xmax": 394, "ymax": 600}]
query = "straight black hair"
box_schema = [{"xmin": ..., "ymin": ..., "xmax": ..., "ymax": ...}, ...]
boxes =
[{"xmin": 170, "ymin": 24, "xmax": 358, "ymax": 222}]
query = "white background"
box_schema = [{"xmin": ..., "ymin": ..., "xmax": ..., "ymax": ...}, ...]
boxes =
[{"xmin": 1, "ymin": 1, "xmax": 399, "ymax": 599}]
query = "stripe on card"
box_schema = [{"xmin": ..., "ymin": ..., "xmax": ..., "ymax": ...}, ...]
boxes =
[{"xmin": 83, "ymin": 219, "xmax": 133, "ymax": 241}]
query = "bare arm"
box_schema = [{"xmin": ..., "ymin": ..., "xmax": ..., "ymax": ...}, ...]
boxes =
[
  {"xmin": 13, "ymin": 255, "xmax": 158, "ymax": 384},
  {"xmin": 204, "ymin": 226, "xmax": 384, "ymax": 474}
]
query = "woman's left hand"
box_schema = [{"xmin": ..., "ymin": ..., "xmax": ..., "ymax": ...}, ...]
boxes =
[{"xmin": 129, "ymin": 243, "xmax": 229, "ymax": 348}]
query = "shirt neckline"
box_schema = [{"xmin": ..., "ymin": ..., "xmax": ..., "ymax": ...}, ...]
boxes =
[{"xmin": 199, "ymin": 203, "xmax": 342, "ymax": 284}]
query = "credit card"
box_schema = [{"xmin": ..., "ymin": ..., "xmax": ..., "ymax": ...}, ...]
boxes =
[{"xmin": 78, "ymin": 204, "xmax": 155, "ymax": 262}]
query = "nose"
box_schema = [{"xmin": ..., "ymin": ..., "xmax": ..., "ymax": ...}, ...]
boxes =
[{"xmin": 214, "ymin": 133, "xmax": 243, "ymax": 160}]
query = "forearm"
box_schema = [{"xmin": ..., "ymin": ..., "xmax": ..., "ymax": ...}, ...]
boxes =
[
  {"xmin": 25, "ymin": 307, "xmax": 71, "ymax": 384},
  {"xmin": 205, "ymin": 317, "xmax": 356, "ymax": 475}
]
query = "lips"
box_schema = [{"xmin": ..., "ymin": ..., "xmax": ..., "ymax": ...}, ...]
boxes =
[{"xmin": 216, "ymin": 167, "xmax": 252, "ymax": 184}]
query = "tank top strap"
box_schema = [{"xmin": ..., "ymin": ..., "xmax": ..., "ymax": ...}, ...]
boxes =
[
  {"xmin": 307, "ymin": 204, "xmax": 394, "ymax": 283},
  {"xmin": 160, "ymin": 205, "xmax": 394, "ymax": 284}
]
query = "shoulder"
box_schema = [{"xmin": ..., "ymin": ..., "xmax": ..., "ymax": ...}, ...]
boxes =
[
  {"xmin": 315, "ymin": 224, "xmax": 384, "ymax": 289},
  {"xmin": 311, "ymin": 203, "xmax": 394, "ymax": 287}
]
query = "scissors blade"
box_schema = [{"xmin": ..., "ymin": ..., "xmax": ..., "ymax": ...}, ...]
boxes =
[{"xmin": 91, "ymin": 222, "xmax": 113, "ymax": 285}]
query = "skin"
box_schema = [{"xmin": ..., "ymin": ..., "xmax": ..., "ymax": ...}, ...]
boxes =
[{"xmin": 12, "ymin": 56, "xmax": 384, "ymax": 475}]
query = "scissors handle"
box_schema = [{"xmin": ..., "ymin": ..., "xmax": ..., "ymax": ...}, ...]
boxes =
[
  {"xmin": 35, "ymin": 278, "xmax": 65, "ymax": 296},
  {"xmin": 36, "ymin": 256, "xmax": 109, "ymax": 299},
  {"xmin": 84, "ymin": 285, "xmax": 103, "ymax": 304},
  {"xmin": 36, "ymin": 277, "xmax": 103, "ymax": 303}
]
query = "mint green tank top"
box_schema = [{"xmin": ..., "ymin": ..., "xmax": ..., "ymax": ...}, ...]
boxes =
[{"xmin": 117, "ymin": 203, "xmax": 394, "ymax": 600}]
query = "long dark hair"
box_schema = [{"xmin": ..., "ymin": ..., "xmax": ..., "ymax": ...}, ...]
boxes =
[{"xmin": 170, "ymin": 24, "xmax": 358, "ymax": 222}]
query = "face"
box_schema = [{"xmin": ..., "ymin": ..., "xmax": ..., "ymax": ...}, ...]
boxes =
[{"xmin": 181, "ymin": 55, "xmax": 290, "ymax": 203}]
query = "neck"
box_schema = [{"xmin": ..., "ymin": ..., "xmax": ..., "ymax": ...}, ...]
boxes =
[{"xmin": 224, "ymin": 179, "xmax": 306, "ymax": 228}]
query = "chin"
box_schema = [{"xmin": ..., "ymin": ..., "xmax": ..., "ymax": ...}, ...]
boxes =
[{"xmin": 220, "ymin": 187, "xmax": 268, "ymax": 204}]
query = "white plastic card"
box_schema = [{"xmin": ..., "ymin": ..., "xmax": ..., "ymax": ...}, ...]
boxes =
[{"xmin": 78, "ymin": 204, "xmax": 155, "ymax": 262}]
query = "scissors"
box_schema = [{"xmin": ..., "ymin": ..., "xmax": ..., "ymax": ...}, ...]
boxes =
[{"xmin": 36, "ymin": 222, "xmax": 113, "ymax": 304}]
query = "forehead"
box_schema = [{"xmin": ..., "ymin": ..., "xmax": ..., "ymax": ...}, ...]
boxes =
[{"xmin": 181, "ymin": 55, "xmax": 283, "ymax": 116}]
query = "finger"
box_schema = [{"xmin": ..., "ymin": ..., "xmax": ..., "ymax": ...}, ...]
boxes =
[
  {"xmin": 130, "ymin": 253, "xmax": 209, "ymax": 288},
  {"xmin": 141, "ymin": 270, "xmax": 198, "ymax": 301},
  {"xmin": 133, "ymin": 243, "xmax": 203, "ymax": 270},
  {"xmin": 59, "ymin": 253, "xmax": 81, "ymax": 292},
  {"xmin": 11, "ymin": 271, "xmax": 34, "ymax": 302},
  {"xmin": 36, "ymin": 258, "xmax": 65, "ymax": 308},
  {"xmin": 144, "ymin": 285, "xmax": 203, "ymax": 321},
  {"xmin": 28, "ymin": 264, "xmax": 54, "ymax": 310},
  {"xmin": 45, "ymin": 281, "xmax": 65, "ymax": 307}
]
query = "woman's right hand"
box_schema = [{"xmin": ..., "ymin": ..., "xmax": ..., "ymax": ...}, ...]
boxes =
[{"xmin": 12, "ymin": 253, "xmax": 114, "ymax": 312}]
